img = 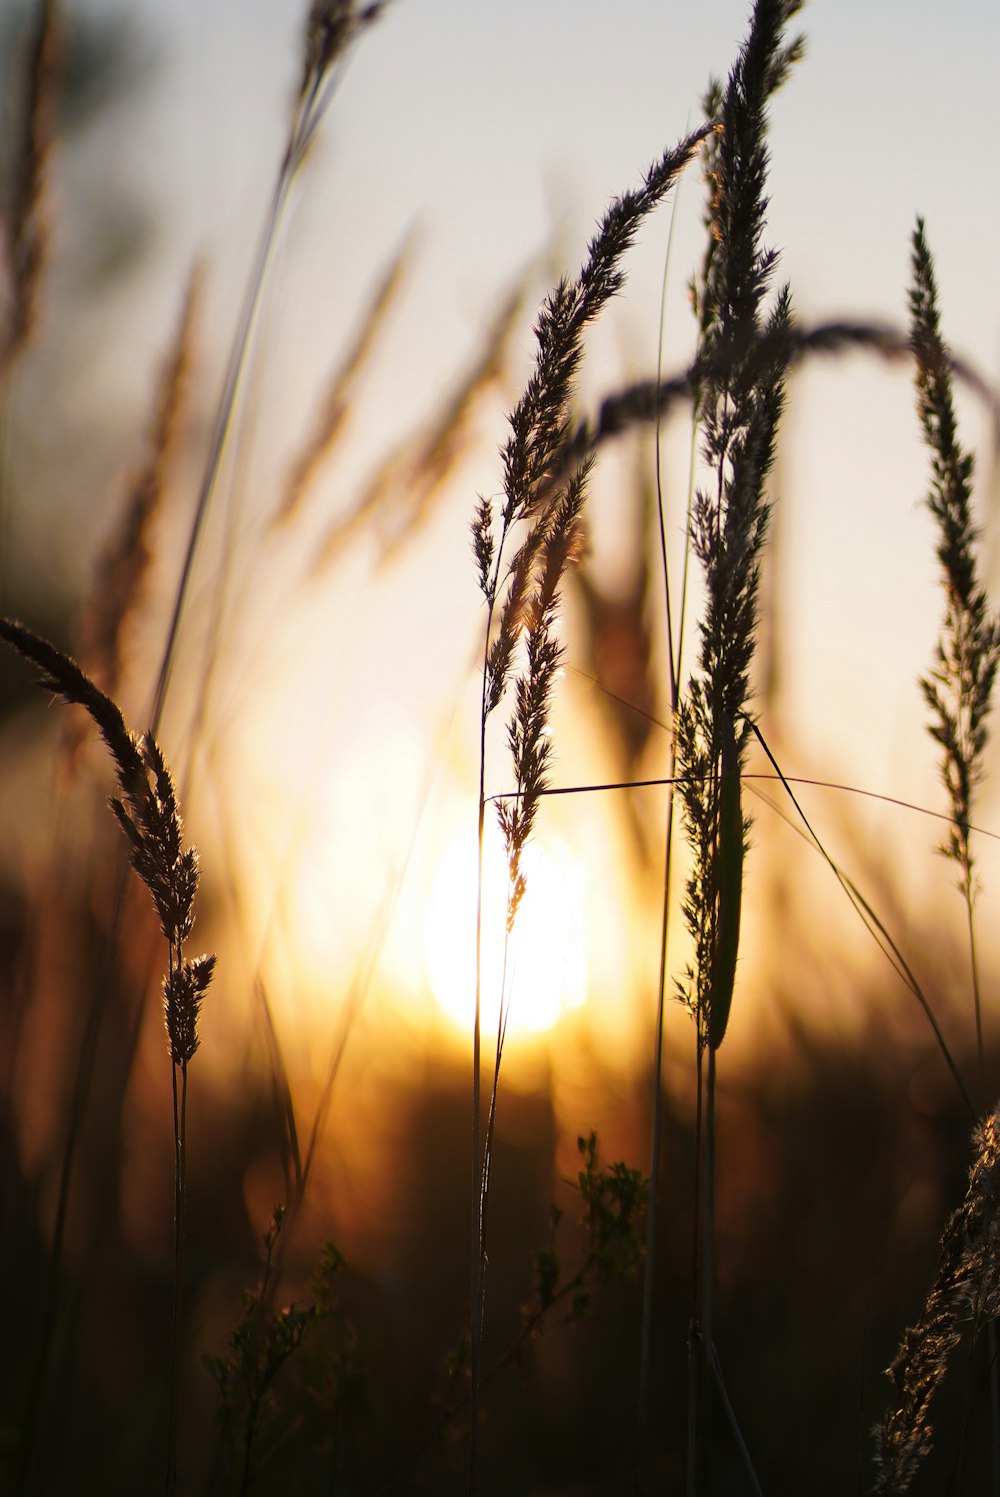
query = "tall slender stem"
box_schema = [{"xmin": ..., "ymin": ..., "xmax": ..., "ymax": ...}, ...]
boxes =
[
  {"xmin": 166, "ymin": 1053, "xmax": 188, "ymax": 1493},
  {"xmin": 638, "ymin": 220, "xmax": 702, "ymax": 1488},
  {"xmin": 964, "ymin": 887, "xmax": 984, "ymax": 1072},
  {"xmin": 637, "ymin": 799, "xmax": 677, "ymax": 1488},
  {"xmin": 469, "ymin": 620, "xmax": 493, "ymax": 1497},
  {"xmin": 685, "ymin": 1035, "xmax": 705, "ymax": 1497},
  {"xmin": 702, "ymin": 1043, "xmax": 716, "ymax": 1400}
]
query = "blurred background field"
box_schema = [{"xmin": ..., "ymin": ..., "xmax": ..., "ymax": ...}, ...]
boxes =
[{"xmin": 2, "ymin": 1, "xmax": 1000, "ymax": 1492}]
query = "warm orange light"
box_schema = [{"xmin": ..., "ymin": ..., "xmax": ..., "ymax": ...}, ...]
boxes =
[{"xmin": 423, "ymin": 819, "xmax": 587, "ymax": 1038}]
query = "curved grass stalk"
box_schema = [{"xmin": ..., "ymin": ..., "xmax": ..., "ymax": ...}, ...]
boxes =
[
  {"xmin": 638, "ymin": 105, "xmax": 704, "ymax": 1484},
  {"xmin": 670, "ymin": 9, "xmax": 805, "ymax": 1491},
  {"xmin": 4, "ymin": 274, "xmax": 199, "ymax": 1493},
  {"xmin": 549, "ymin": 319, "xmax": 1000, "ymax": 494},
  {"xmin": 149, "ymin": 2, "xmax": 389, "ymax": 738},
  {"xmin": 910, "ymin": 217, "xmax": 1000, "ymax": 1075},
  {"xmin": 4, "ymin": 12, "xmax": 387, "ymax": 1490},
  {"xmin": 909, "ymin": 214, "xmax": 1000, "ymax": 1490},
  {"xmin": 0, "ymin": 619, "xmax": 216, "ymax": 1490},
  {"xmin": 467, "ymin": 122, "xmax": 710, "ymax": 1492},
  {"xmin": 0, "ymin": 0, "xmax": 61, "ymax": 384}
]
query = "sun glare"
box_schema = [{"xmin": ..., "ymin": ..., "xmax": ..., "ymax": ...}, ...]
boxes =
[{"xmin": 423, "ymin": 821, "xmax": 587, "ymax": 1039}]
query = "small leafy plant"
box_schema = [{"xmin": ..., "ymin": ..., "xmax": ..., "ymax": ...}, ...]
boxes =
[{"xmin": 205, "ymin": 1205, "xmax": 351, "ymax": 1495}]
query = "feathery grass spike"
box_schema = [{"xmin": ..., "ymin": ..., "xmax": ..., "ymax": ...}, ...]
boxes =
[
  {"xmin": 0, "ymin": 617, "xmax": 215, "ymax": 1060},
  {"xmin": 0, "ymin": 616, "xmax": 215, "ymax": 1486},
  {"xmin": 674, "ymin": 0, "xmax": 801, "ymax": 1051},
  {"xmin": 911, "ymin": 218, "xmax": 1000, "ymax": 899},
  {"xmin": 471, "ymin": 115, "xmax": 710, "ymax": 1495},
  {"xmin": 874, "ymin": 1105, "xmax": 1000, "ymax": 1494},
  {"xmin": 667, "ymin": 9, "xmax": 802, "ymax": 1491}
]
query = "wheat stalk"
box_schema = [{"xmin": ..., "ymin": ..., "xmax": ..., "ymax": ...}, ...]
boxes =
[
  {"xmin": 874, "ymin": 1106, "xmax": 1000, "ymax": 1495},
  {"xmin": 911, "ymin": 218, "xmax": 1000, "ymax": 1068},
  {"xmin": 906, "ymin": 212, "xmax": 1000, "ymax": 1497},
  {"xmin": 315, "ymin": 266, "xmax": 527, "ymax": 575},
  {"xmin": 660, "ymin": 5, "xmax": 804, "ymax": 1492},
  {"xmin": 468, "ymin": 120, "xmax": 711, "ymax": 1492},
  {"xmin": 149, "ymin": 0, "xmax": 389, "ymax": 737},
  {"xmin": 273, "ymin": 231, "xmax": 413, "ymax": 531},
  {"xmin": 0, "ymin": 617, "xmax": 215, "ymax": 1490},
  {"xmin": 0, "ymin": 0, "xmax": 61, "ymax": 379},
  {"xmin": 74, "ymin": 265, "xmax": 201, "ymax": 707}
]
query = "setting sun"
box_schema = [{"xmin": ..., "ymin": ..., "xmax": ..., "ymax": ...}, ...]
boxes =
[{"xmin": 423, "ymin": 819, "xmax": 587, "ymax": 1039}]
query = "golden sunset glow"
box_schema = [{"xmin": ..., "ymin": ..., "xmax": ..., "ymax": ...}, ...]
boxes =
[{"xmin": 423, "ymin": 819, "xmax": 587, "ymax": 1039}]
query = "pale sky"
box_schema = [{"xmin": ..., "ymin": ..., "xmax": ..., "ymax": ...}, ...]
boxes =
[{"xmin": 11, "ymin": 0, "xmax": 1000, "ymax": 1058}]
